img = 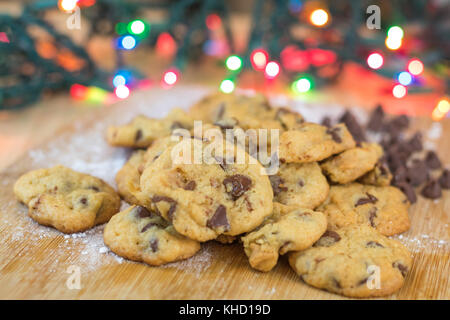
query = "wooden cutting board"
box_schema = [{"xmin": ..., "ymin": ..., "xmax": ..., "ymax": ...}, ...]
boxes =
[{"xmin": 0, "ymin": 86, "xmax": 448, "ymax": 299}]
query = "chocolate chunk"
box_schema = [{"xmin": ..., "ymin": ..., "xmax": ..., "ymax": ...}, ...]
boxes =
[
  {"xmin": 269, "ymin": 175, "xmax": 287, "ymax": 196},
  {"xmin": 322, "ymin": 231, "xmax": 341, "ymax": 242},
  {"xmin": 407, "ymin": 160, "xmax": 428, "ymax": 186},
  {"xmin": 393, "ymin": 262, "xmax": 408, "ymax": 277},
  {"xmin": 439, "ymin": 169, "xmax": 450, "ymax": 189},
  {"xmin": 358, "ymin": 277, "xmax": 369, "ymax": 286},
  {"xmin": 298, "ymin": 179, "xmax": 304, "ymax": 187},
  {"xmin": 366, "ymin": 241, "xmax": 384, "ymax": 248},
  {"xmin": 133, "ymin": 206, "xmax": 153, "ymax": 219},
  {"xmin": 368, "ymin": 208, "xmax": 377, "ymax": 227},
  {"xmin": 135, "ymin": 129, "xmax": 143, "ymax": 142},
  {"xmin": 321, "ymin": 116, "xmax": 332, "ymax": 128},
  {"xmin": 149, "ymin": 238, "xmax": 159, "ymax": 253},
  {"xmin": 355, "ymin": 193, "xmax": 378, "ymax": 206},
  {"xmin": 214, "ymin": 117, "xmax": 239, "ymax": 130},
  {"xmin": 367, "ymin": 105, "xmax": 385, "ymax": 131},
  {"xmin": 223, "ymin": 175, "xmax": 252, "ymax": 200},
  {"xmin": 332, "ymin": 278, "xmax": 342, "ymax": 289},
  {"xmin": 183, "ymin": 181, "xmax": 197, "ymax": 191},
  {"xmin": 408, "ymin": 132, "xmax": 423, "ymax": 152},
  {"xmin": 425, "ymin": 151, "xmax": 441, "ymax": 170},
  {"xmin": 339, "ymin": 111, "xmax": 366, "ymax": 142},
  {"xmin": 170, "ymin": 121, "xmax": 186, "ymax": 130},
  {"xmin": 421, "ymin": 180, "xmax": 442, "ymax": 199},
  {"xmin": 326, "ymin": 127, "xmax": 342, "ymax": 143},
  {"xmin": 392, "ymin": 166, "xmax": 408, "ymax": 185},
  {"xmin": 389, "ymin": 115, "xmax": 410, "ymax": 134},
  {"xmin": 141, "ymin": 222, "xmax": 159, "ymax": 233},
  {"xmin": 88, "ymin": 186, "xmax": 100, "ymax": 192},
  {"xmin": 207, "ymin": 204, "xmax": 230, "ymax": 230},
  {"xmin": 394, "ymin": 181, "xmax": 417, "ymax": 204},
  {"xmin": 152, "ymin": 196, "xmax": 177, "ymax": 220},
  {"xmin": 80, "ymin": 197, "xmax": 88, "ymax": 205}
]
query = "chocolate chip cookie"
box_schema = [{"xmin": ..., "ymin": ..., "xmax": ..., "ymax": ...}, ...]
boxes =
[
  {"xmin": 317, "ymin": 183, "xmax": 410, "ymax": 236},
  {"xmin": 289, "ymin": 225, "xmax": 412, "ymax": 298},
  {"xmin": 320, "ymin": 142, "xmax": 383, "ymax": 184},
  {"xmin": 106, "ymin": 108, "xmax": 193, "ymax": 148},
  {"xmin": 104, "ymin": 205, "xmax": 200, "ymax": 266},
  {"xmin": 14, "ymin": 165, "xmax": 121, "ymax": 233},
  {"xmin": 358, "ymin": 160, "xmax": 392, "ymax": 187},
  {"xmin": 279, "ymin": 123, "xmax": 356, "ymax": 163},
  {"xmin": 269, "ymin": 162, "xmax": 329, "ymax": 209},
  {"xmin": 242, "ymin": 205, "xmax": 327, "ymax": 272},
  {"xmin": 140, "ymin": 137, "xmax": 274, "ymax": 242}
]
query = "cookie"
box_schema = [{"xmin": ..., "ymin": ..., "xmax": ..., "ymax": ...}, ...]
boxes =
[
  {"xmin": 269, "ymin": 162, "xmax": 329, "ymax": 209},
  {"xmin": 106, "ymin": 108, "xmax": 193, "ymax": 148},
  {"xmin": 279, "ymin": 123, "xmax": 356, "ymax": 163},
  {"xmin": 320, "ymin": 142, "xmax": 383, "ymax": 184},
  {"xmin": 358, "ymin": 160, "xmax": 392, "ymax": 187},
  {"xmin": 14, "ymin": 165, "xmax": 121, "ymax": 233},
  {"xmin": 317, "ymin": 183, "xmax": 410, "ymax": 236},
  {"xmin": 288, "ymin": 225, "xmax": 412, "ymax": 298},
  {"xmin": 140, "ymin": 137, "xmax": 274, "ymax": 242},
  {"xmin": 115, "ymin": 136, "xmax": 180, "ymax": 207},
  {"xmin": 104, "ymin": 205, "xmax": 200, "ymax": 266},
  {"xmin": 241, "ymin": 206, "xmax": 327, "ymax": 272}
]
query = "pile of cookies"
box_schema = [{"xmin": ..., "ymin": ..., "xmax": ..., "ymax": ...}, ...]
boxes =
[{"xmin": 14, "ymin": 92, "xmax": 447, "ymax": 298}]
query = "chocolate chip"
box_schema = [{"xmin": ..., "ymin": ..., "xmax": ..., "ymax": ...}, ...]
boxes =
[
  {"xmin": 408, "ymin": 132, "xmax": 422, "ymax": 152},
  {"xmin": 358, "ymin": 277, "xmax": 369, "ymax": 286},
  {"xmin": 368, "ymin": 208, "xmax": 377, "ymax": 227},
  {"xmin": 133, "ymin": 206, "xmax": 153, "ymax": 219},
  {"xmin": 421, "ymin": 180, "xmax": 442, "ymax": 199},
  {"xmin": 152, "ymin": 196, "xmax": 177, "ymax": 220},
  {"xmin": 332, "ymin": 278, "xmax": 342, "ymax": 289},
  {"xmin": 214, "ymin": 117, "xmax": 239, "ymax": 130},
  {"xmin": 223, "ymin": 175, "xmax": 252, "ymax": 200},
  {"xmin": 89, "ymin": 186, "xmax": 100, "ymax": 192},
  {"xmin": 393, "ymin": 262, "xmax": 408, "ymax": 277},
  {"xmin": 135, "ymin": 129, "xmax": 143, "ymax": 142},
  {"xmin": 316, "ymin": 231, "xmax": 341, "ymax": 246},
  {"xmin": 326, "ymin": 127, "xmax": 342, "ymax": 143},
  {"xmin": 170, "ymin": 121, "xmax": 186, "ymax": 130},
  {"xmin": 149, "ymin": 238, "xmax": 159, "ymax": 252},
  {"xmin": 183, "ymin": 181, "xmax": 197, "ymax": 191},
  {"xmin": 407, "ymin": 160, "xmax": 428, "ymax": 186},
  {"xmin": 425, "ymin": 151, "xmax": 441, "ymax": 170},
  {"xmin": 394, "ymin": 181, "xmax": 417, "ymax": 204},
  {"xmin": 439, "ymin": 169, "xmax": 450, "ymax": 189},
  {"xmin": 339, "ymin": 111, "xmax": 366, "ymax": 142},
  {"xmin": 366, "ymin": 241, "xmax": 384, "ymax": 248},
  {"xmin": 392, "ymin": 166, "xmax": 408, "ymax": 185},
  {"xmin": 355, "ymin": 193, "xmax": 378, "ymax": 206},
  {"xmin": 80, "ymin": 197, "xmax": 88, "ymax": 205},
  {"xmin": 367, "ymin": 105, "xmax": 385, "ymax": 131},
  {"xmin": 321, "ymin": 116, "xmax": 332, "ymax": 128},
  {"xmin": 387, "ymin": 115, "xmax": 409, "ymax": 136},
  {"xmin": 215, "ymin": 103, "xmax": 225, "ymax": 121},
  {"xmin": 207, "ymin": 205, "xmax": 230, "ymax": 230},
  {"xmin": 298, "ymin": 179, "xmax": 304, "ymax": 187},
  {"xmin": 269, "ymin": 175, "xmax": 287, "ymax": 196},
  {"xmin": 141, "ymin": 222, "xmax": 158, "ymax": 232}
]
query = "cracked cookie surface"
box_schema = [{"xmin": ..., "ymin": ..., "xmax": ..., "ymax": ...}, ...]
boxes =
[
  {"xmin": 14, "ymin": 165, "xmax": 120, "ymax": 233},
  {"xmin": 242, "ymin": 205, "xmax": 327, "ymax": 272},
  {"xmin": 317, "ymin": 183, "xmax": 410, "ymax": 236},
  {"xmin": 104, "ymin": 205, "xmax": 200, "ymax": 266},
  {"xmin": 289, "ymin": 225, "xmax": 412, "ymax": 298}
]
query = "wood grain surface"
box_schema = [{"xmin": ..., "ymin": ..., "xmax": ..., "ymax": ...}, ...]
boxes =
[{"xmin": 0, "ymin": 86, "xmax": 448, "ymax": 299}]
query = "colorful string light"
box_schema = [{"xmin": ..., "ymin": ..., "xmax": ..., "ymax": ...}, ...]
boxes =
[
  {"xmin": 392, "ymin": 84, "xmax": 407, "ymax": 98},
  {"xmin": 128, "ymin": 19, "xmax": 146, "ymax": 35},
  {"xmin": 251, "ymin": 49, "xmax": 269, "ymax": 70},
  {"xmin": 408, "ymin": 59, "xmax": 424, "ymax": 76},
  {"xmin": 58, "ymin": 0, "xmax": 78, "ymax": 12},
  {"xmin": 367, "ymin": 52, "xmax": 384, "ymax": 70},
  {"xmin": 206, "ymin": 13, "xmax": 222, "ymax": 30},
  {"xmin": 162, "ymin": 70, "xmax": 178, "ymax": 86},
  {"xmin": 120, "ymin": 35, "xmax": 137, "ymax": 50},
  {"xmin": 115, "ymin": 85, "xmax": 130, "ymax": 99},
  {"xmin": 398, "ymin": 71, "xmax": 413, "ymax": 86},
  {"xmin": 292, "ymin": 77, "xmax": 312, "ymax": 93},
  {"xmin": 387, "ymin": 26, "xmax": 404, "ymax": 40},
  {"xmin": 431, "ymin": 99, "xmax": 450, "ymax": 121},
  {"xmin": 225, "ymin": 55, "xmax": 242, "ymax": 71},
  {"xmin": 220, "ymin": 79, "xmax": 235, "ymax": 93},
  {"xmin": 310, "ymin": 9, "xmax": 329, "ymax": 26},
  {"xmin": 264, "ymin": 61, "xmax": 280, "ymax": 79}
]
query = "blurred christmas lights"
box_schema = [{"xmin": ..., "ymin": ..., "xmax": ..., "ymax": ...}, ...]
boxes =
[
  {"xmin": 292, "ymin": 77, "xmax": 312, "ymax": 93},
  {"xmin": 408, "ymin": 59, "xmax": 424, "ymax": 76},
  {"xmin": 115, "ymin": 85, "xmax": 130, "ymax": 99},
  {"xmin": 431, "ymin": 99, "xmax": 450, "ymax": 121},
  {"xmin": 120, "ymin": 35, "xmax": 137, "ymax": 50},
  {"xmin": 128, "ymin": 19, "xmax": 146, "ymax": 35},
  {"xmin": 264, "ymin": 61, "xmax": 280, "ymax": 79},
  {"xmin": 162, "ymin": 70, "xmax": 178, "ymax": 86},
  {"xmin": 58, "ymin": 0, "xmax": 78, "ymax": 12},
  {"xmin": 398, "ymin": 71, "xmax": 413, "ymax": 86},
  {"xmin": 367, "ymin": 52, "xmax": 384, "ymax": 70},
  {"xmin": 156, "ymin": 32, "xmax": 177, "ymax": 56},
  {"xmin": 226, "ymin": 55, "xmax": 242, "ymax": 71},
  {"xmin": 112, "ymin": 74, "xmax": 126, "ymax": 87},
  {"xmin": 310, "ymin": 9, "xmax": 329, "ymax": 26},
  {"xmin": 392, "ymin": 84, "xmax": 407, "ymax": 98},
  {"xmin": 70, "ymin": 83, "xmax": 87, "ymax": 100},
  {"xmin": 206, "ymin": 14, "xmax": 222, "ymax": 30},
  {"xmin": 387, "ymin": 26, "xmax": 404, "ymax": 40},
  {"xmin": 220, "ymin": 79, "xmax": 235, "ymax": 93},
  {"xmin": 385, "ymin": 36, "xmax": 402, "ymax": 50},
  {"xmin": 251, "ymin": 49, "xmax": 269, "ymax": 70}
]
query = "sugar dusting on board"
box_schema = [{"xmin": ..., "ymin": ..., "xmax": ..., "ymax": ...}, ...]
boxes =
[{"xmin": 2, "ymin": 86, "xmax": 448, "ymax": 278}]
